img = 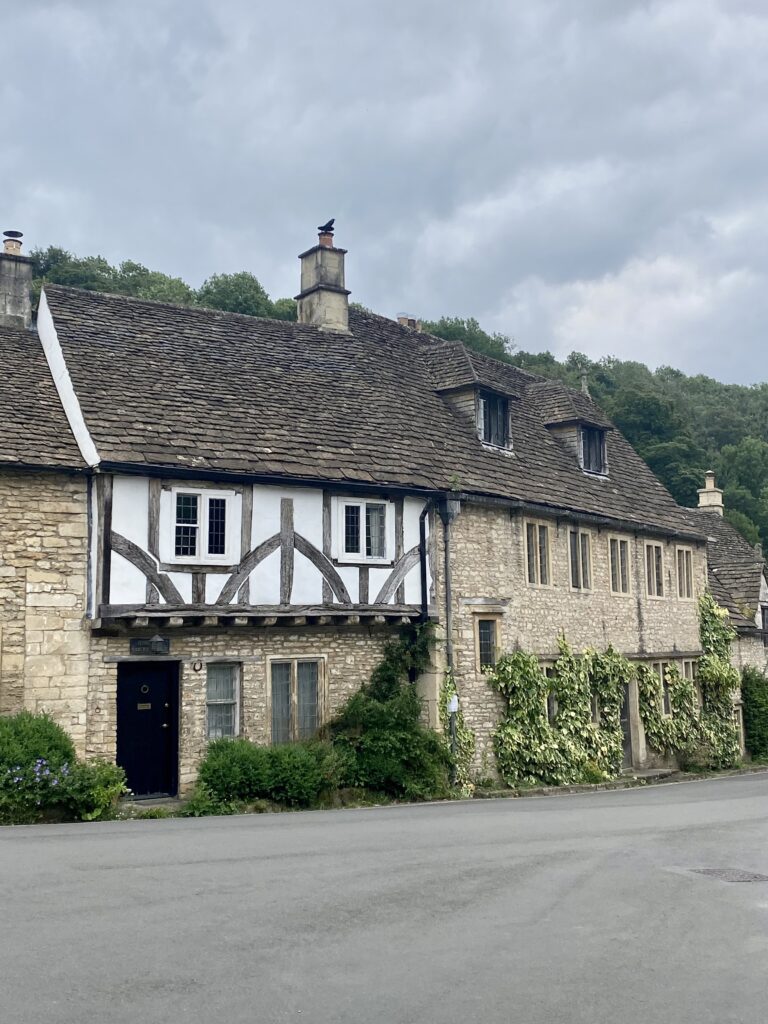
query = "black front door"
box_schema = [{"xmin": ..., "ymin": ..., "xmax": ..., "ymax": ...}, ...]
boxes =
[
  {"xmin": 116, "ymin": 662, "xmax": 179, "ymax": 797},
  {"xmin": 620, "ymin": 682, "xmax": 633, "ymax": 769}
]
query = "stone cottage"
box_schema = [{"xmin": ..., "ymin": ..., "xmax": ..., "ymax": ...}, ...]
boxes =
[{"xmin": 0, "ymin": 225, "xmax": 718, "ymax": 794}]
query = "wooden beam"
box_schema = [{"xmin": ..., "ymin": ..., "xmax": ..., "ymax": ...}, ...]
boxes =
[
  {"xmin": 280, "ymin": 498, "xmax": 294, "ymax": 605},
  {"xmin": 322, "ymin": 490, "xmax": 332, "ymax": 604}
]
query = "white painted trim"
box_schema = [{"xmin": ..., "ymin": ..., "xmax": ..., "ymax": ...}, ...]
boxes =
[{"xmin": 37, "ymin": 289, "xmax": 101, "ymax": 467}]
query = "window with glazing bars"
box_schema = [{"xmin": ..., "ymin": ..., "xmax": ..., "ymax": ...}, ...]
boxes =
[
  {"xmin": 646, "ymin": 543, "xmax": 664, "ymax": 597},
  {"xmin": 526, "ymin": 522, "xmax": 550, "ymax": 586},
  {"xmin": 206, "ymin": 663, "xmax": 239, "ymax": 739},
  {"xmin": 271, "ymin": 660, "xmax": 321, "ymax": 743},
  {"xmin": 174, "ymin": 491, "xmax": 229, "ymax": 559},
  {"xmin": 569, "ymin": 530, "xmax": 591, "ymax": 590},
  {"xmin": 342, "ymin": 502, "xmax": 387, "ymax": 559},
  {"xmin": 477, "ymin": 391, "xmax": 509, "ymax": 447},
  {"xmin": 477, "ymin": 619, "xmax": 497, "ymax": 669},
  {"xmin": 581, "ymin": 428, "xmax": 606, "ymax": 474},
  {"xmin": 609, "ymin": 538, "xmax": 630, "ymax": 594}
]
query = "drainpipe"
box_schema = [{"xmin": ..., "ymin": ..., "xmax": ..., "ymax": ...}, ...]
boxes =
[{"xmin": 437, "ymin": 497, "xmax": 460, "ymax": 674}]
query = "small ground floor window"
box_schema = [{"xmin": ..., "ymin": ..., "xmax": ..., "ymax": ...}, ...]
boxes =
[
  {"xmin": 270, "ymin": 659, "xmax": 323, "ymax": 743},
  {"xmin": 206, "ymin": 663, "xmax": 240, "ymax": 739}
]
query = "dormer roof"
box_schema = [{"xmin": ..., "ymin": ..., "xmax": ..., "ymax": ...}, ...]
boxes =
[{"xmin": 528, "ymin": 378, "xmax": 613, "ymax": 430}]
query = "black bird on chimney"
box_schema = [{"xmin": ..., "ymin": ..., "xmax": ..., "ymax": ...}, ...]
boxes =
[{"xmin": 318, "ymin": 218, "xmax": 335, "ymax": 233}]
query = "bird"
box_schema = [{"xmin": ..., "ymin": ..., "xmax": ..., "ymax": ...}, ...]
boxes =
[{"xmin": 317, "ymin": 218, "xmax": 335, "ymax": 233}]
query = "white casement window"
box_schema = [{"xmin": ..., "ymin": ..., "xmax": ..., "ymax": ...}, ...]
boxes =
[
  {"xmin": 645, "ymin": 542, "xmax": 665, "ymax": 597},
  {"xmin": 569, "ymin": 529, "xmax": 592, "ymax": 590},
  {"xmin": 580, "ymin": 427, "xmax": 606, "ymax": 474},
  {"xmin": 525, "ymin": 521, "xmax": 551, "ymax": 586},
  {"xmin": 609, "ymin": 537, "xmax": 631, "ymax": 594},
  {"xmin": 270, "ymin": 659, "xmax": 324, "ymax": 743},
  {"xmin": 676, "ymin": 546, "xmax": 694, "ymax": 600},
  {"xmin": 333, "ymin": 498, "xmax": 394, "ymax": 563},
  {"xmin": 170, "ymin": 488, "xmax": 235, "ymax": 564},
  {"xmin": 652, "ymin": 661, "xmax": 672, "ymax": 716},
  {"xmin": 206, "ymin": 663, "xmax": 240, "ymax": 740}
]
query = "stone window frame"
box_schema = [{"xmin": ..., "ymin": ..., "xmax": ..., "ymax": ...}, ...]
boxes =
[
  {"xmin": 568, "ymin": 527, "xmax": 593, "ymax": 592},
  {"xmin": 524, "ymin": 519, "xmax": 553, "ymax": 588},
  {"xmin": 474, "ymin": 613, "xmax": 502, "ymax": 673},
  {"xmin": 205, "ymin": 661, "xmax": 241, "ymax": 741},
  {"xmin": 644, "ymin": 541, "xmax": 666, "ymax": 599},
  {"xmin": 166, "ymin": 485, "xmax": 238, "ymax": 567},
  {"xmin": 675, "ymin": 545, "xmax": 695, "ymax": 601},
  {"xmin": 608, "ymin": 535, "xmax": 632, "ymax": 597},
  {"xmin": 266, "ymin": 653, "xmax": 328, "ymax": 743},
  {"xmin": 332, "ymin": 496, "xmax": 395, "ymax": 566}
]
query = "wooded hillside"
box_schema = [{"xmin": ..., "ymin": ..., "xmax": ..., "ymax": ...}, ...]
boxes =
[{"xmin": 31, "ymin": 247, "xmax": 768, "ymax": 556}]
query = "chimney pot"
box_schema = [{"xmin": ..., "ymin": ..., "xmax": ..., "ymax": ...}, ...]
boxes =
[{"xmin": 397, "ymin": 314, "xmax": 421, "ymax": 330}]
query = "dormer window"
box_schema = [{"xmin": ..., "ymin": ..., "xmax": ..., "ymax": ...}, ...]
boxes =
[
  {"xmin": 580, "ymin": 427, "xmax": 606, "ymax": 474},
  {"xmin": 478, "ymin": 391, "xmax": 509, "ymax": 448}
]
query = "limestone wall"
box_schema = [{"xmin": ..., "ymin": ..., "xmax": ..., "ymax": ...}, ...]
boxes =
[
  {"xmin": 88, "ymin": 625, "xmax": 392, "ymax": 792},
  {"xmin": 0, "ymin": 471, "xmax": 90, "ymax": 752},
  {"xmin": 444, "ymin": 502, "xmax": 706, "ymax": 771},
  {"xmin": 733, "ymin": 633, "xmax": 767, "ymax": 674}
]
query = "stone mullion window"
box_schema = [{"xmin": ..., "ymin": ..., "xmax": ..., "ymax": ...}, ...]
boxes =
[
  {"xmin": 609, "ymin": 536, "xmax": 631, "ymax": 594},
  {"xmin": 206, "ymin": 663, "xmax": 240, "ymax": 740},
  {"xmin": 676, "ymin": 546, "xmax": 694, "ymax": 600},
  {"xmin": 270, "ymin": 659, "xmax": 323, "ymax": 742},
  {"xmin": 645, "ymin": 542, "xmax": 665, "ymax": 598},
  {"xmin": 525, "ymin": 521, "xmax": 551, "ymax": 587},
  {"xmin": 569, "ymin": 529, "xmax": 592, "ymax": 590}
]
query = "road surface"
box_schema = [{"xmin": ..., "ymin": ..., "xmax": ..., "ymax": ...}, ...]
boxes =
[{"xmin": 2, "ymin": 773, "xmax": 768, "ymax": 1023}]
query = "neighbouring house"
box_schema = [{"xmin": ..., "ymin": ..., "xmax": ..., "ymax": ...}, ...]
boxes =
[
  {"xmin": 0, "ymin": 225, "xmax": 716, "ymax": 795},
  {"xmin": 688, "ymin": 473, "xmax": 768, "ymax": 679}
]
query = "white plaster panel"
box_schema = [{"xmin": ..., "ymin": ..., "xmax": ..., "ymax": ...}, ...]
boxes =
[
  {"xmin": 110, "ymin": 552, "xmax": 147, "ymax": 604},
  {"xmin": 167, "ymin": 572, "xmax": 192, "ymax": 604},
  {"xmin": 248, "ymin": 549, "xmax": 281, "ymax": 605},
  {"xmin": 368, "ymin": 568, "xmax": 391, "ymax": 604},
  {"xmin": 403, "ymin": 497, "xmax": 426, "ymax": 553},
  {"xmin": 335, "ymin": 566, "xmax": 359, "ymax": 604},
  {"xmin": 111, "ymin": 476, "xmax": 149, "ymax": 547},
  {"xmin": 250, "ymin": 485, "xmax": 324, "ymax": 550},
  {"xmin": 291, "ymin": 550, "xmax": 323, "ymax": 605},
  {"xmin": 404, "ymin": 563, "xmax": 422, "ymax": 605},
  {"xmin": 205, "ymin": 574, "xmax": 227, "ymax": 605}
]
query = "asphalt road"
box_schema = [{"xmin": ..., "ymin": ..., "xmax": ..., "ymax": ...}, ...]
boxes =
[{"xmin": 2, "ymin": 774, "xmax": 768, "ymax": 1024}]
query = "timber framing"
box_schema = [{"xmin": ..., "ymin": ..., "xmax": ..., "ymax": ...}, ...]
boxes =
[{"xmin": 93, "ymin": 604, "xmax": 425, "ymax": 631}]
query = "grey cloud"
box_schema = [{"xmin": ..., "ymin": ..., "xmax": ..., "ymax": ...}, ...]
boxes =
[{"xmin": 4, "ymin": 0, "xmax": 768, "ymax": 382}]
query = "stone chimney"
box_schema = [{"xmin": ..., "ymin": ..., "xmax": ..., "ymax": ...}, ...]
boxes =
[
  {"xmin": 397, "ymin": 314, "xmax": 422, "ymax": 331},
  {"xmin": 295, "ymin": 222, "xmax": 350, "ymax": 333},
  {"xmin": 697, "ymin": 471, "xmax": 724, "ymax": 516},
  {"xmin": 0, "ymin": 230, "xmax": 33, "ymax": 329}
]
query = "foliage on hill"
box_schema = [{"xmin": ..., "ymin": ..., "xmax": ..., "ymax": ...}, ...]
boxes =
[{"xmin": 30, "ymin": 244, "xmax": 768, "ymax": 554}]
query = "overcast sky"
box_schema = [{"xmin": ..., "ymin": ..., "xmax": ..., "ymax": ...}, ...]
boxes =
[{"xmin": 5, "ymin": 0, "xmax": 768, "ymax": 382}]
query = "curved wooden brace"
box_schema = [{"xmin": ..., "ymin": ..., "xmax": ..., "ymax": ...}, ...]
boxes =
[
  {"xmin": 293, "ymin": 532, "xmax": 351, "ymax": 604},
  {"xmin": 216, "ymin": 534, "xmax": 281, "ymax": 605},
  {"xmin": 110, "ymin": 532, "xmax": 184, "ymax": 606},
  {"xmin": 374, "ymin": 545, "xmax": 421, "ymax": 605}
]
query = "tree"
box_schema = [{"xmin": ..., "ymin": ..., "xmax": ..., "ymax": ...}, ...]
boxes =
[
  {"xmin": 421, "ymin": 316, "xmax": 514, "ymax": 362},
  {"xmin": 196, "ymin": 272, "xmax": 274, "ymax": 317}
]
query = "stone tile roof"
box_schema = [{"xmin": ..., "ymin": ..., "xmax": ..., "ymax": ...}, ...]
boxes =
[
  {"xmin": 527, "ymin": 379, "xmax": 613, "ymax": 429},
  {"xmin": 37, "ymin": 285, "xmax": 700, "ymax": 537},
  {"xmin": 419, "ymin": 335, "xmax": 533, "ymax": 398},
  {"xmin": 0, "ymin": 323, "xmax": 83, "ymax": 468},
  {"xmin": 685, "ymin": 509, "xmax": 766, "ymax": 625}
]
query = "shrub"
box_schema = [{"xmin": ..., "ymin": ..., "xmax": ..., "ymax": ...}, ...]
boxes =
[
  {"xmin": 741, "ymin": 667, "xmax": 768, "ymax": 759},
  {"xmin": 0, "ymin": 713, "xmax": 126, "ymax": 825},
  {"xmin": 180, "ymin": 781, "xmax": 239, "ymax": 818},
  {"xmin": 198, "ymin": 738, "xmax": 271, "ymax": 802},
  {"xmin": 0, "ymin": 711, "xmax": 75, "ymax": 772},
  {"xmin": 195, "ymin": 738, "xmax": 347, "ymax": 809},
  {"xmin": 59, "ymin": 759, "xmax": 127, "ymax": 821},
  {"xmin": 330, "ymin": 685, "xmax": 451, "ymax": 800}
]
